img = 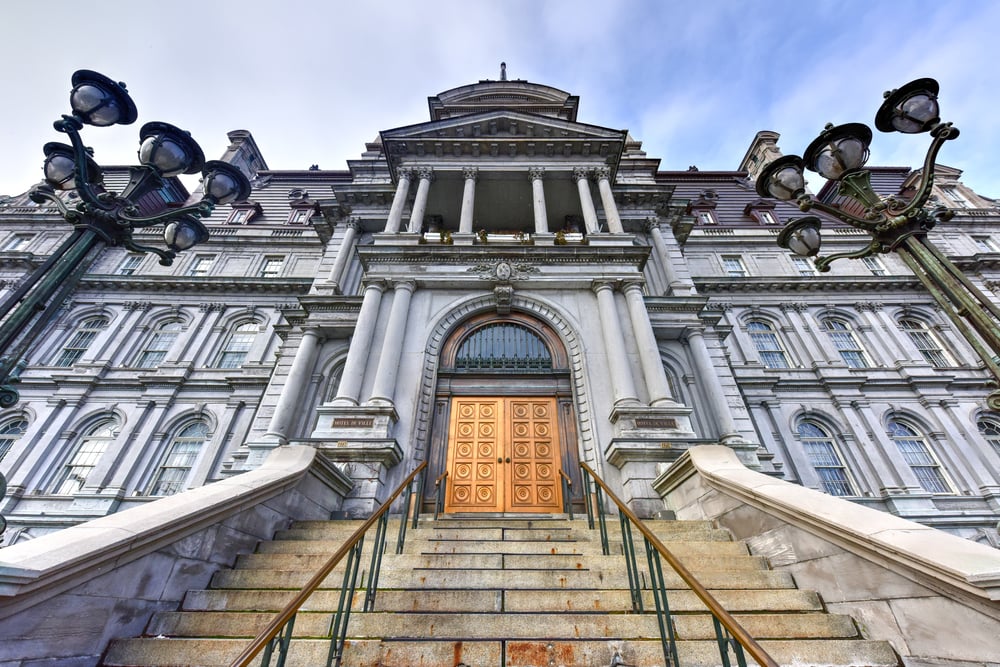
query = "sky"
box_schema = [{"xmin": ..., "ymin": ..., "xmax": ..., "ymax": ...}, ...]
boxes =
[{"xmin": 1, "ymin": 0, "xmax": 998, "ymax": 198}]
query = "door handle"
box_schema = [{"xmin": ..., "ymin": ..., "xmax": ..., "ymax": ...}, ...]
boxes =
[
  {"xmin": 498, "ymin": 458, "xmax": 503, "ymax": 463},
  {"xmin": 505, "ymin": 457, "xmax": 511, "ymax": 463}
]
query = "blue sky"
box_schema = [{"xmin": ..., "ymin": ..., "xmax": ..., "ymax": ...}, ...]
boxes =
[{"xmin": 1, "ymin": 0, "xmax": 998, "ymax": 198}]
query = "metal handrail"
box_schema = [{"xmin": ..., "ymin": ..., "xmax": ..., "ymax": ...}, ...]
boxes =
[
  {"xmin": 580, "ymin": 462, "xmax": 779, "ymax": 667},
  {"xmin": 558, "ymin": 468, "xmax": 574, "ymax": 519},
  {"xmin": 433, "ymin": 470, "xmax": 448, "ymax": 520},
  {"xmin": 228, "ymin": 460, "xmax": 428, "ymax": 667}
]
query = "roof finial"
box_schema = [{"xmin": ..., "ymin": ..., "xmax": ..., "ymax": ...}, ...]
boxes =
[{"xmin": 500, "ymin": 62, "xmax": 507, "ymax": 81}]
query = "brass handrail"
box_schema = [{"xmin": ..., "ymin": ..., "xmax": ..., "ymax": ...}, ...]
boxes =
[
  {"xmin": 228, "ymin": 460, "xmax": 428, "ymax": 667},
  {"xmin": 558, "ymin": 468, "xmax": 572, "ymax": 486},
  {"xmin": 580, "ymin": 462, "xmax": 779, "ymax": 667},
  {"xmin": 434, "ymin": 469, "xmax": 448, "ymax": 520}
]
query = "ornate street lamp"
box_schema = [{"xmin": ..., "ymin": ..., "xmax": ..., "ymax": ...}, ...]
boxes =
[
  {"xmin": 0, "ymin": 70, "xmax": 250, "ymax": 536},
  {"xmin": 757, "ymin": 77, "xmax": 1000, "ymax": 410}
]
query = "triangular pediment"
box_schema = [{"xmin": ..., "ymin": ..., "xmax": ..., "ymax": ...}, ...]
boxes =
[{"xmin": 380, "ymin": 110, "xmax": 628, "ymax": 174}]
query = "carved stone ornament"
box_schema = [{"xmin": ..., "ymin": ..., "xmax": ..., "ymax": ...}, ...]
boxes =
[
  {"xmin": 415, "ymin": 167, "xmax": 435, "ymax": 181},
  {"xmin": 572, "ymin": 166, "xmax": 591, "ymax": 181},
  {"xmin": 462, "ymin": 166, "xmax": 479, "ymax": 181},
  {"xmin": 593, "ymin": 166, "xmax": 611, "ymax": 181},
  {"xmin": 467, "ymin": 262, "xmax": 539, "ymax": 281},
  {"xmin": 494, "ymin": 284, "xmax": 514, "ymax": 314},
  {"xmin": 528, "ymin": 167, "xmax": 545, "ymax": 181},
  {"xmin": 496, "ymin": 262, "xmax": 512, "ymax": 282}
]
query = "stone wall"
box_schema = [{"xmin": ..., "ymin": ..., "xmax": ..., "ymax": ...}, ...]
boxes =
[
  {"xmin": 0, "ymin": 445, "xmax": 352, "ymax": 667},
  {"xmin": 653, "ymin": 445, "xmax": 1000, "ymax": 667}
]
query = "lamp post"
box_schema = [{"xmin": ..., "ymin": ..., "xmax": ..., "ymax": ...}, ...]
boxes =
[
  {"xmin": 0, "ymin": 71, "xmax": 250, "ymax": 537},
  {"xmin": 756, "ymin": 77, "xmax": 1000, "ymax": 410}
]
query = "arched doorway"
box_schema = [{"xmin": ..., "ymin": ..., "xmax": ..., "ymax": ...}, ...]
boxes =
[{"xmin": 428, "ymin": 311, "xmax": 580, "ymax": 513}]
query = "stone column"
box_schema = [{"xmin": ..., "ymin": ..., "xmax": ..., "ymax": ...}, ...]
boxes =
[
  {"xmin": 529, "ymin": 167, "xmax": 549, "ymax": 234},
  {"xmin": 685, "ymin": 328, "xmax": 740, "ymax": 442},
  {"xmin": 327, "ymin": 218, "xmax": 360, "ymax": 292},
  {"xmin": 384, "ymin": 168, "xmax": 413, "ymax": 233},
  {"xmin": 592, "ymin": 281, "xmax": 639, "ymax": 406},
  {"xmin": 407, "ymin": 167, "xmax": 434, "ymax": 233},
  {"xmin": 333, "ymin": 281, "xmax": 385, "ymax": 404},
  {"xmin": 264, "ymin": 328, "xmax": 321, "ymax": 443},
  {"xmin": 645, "ymin": 217, "xmax": 683, "ymax": 294},
  {"xmin": 594, "ymin": 166, "xmax": 624, "ymax": 234},
  {"xmin": 368, "ymin": 281, "xmax": 416, "ymax": 406},
  {"xmin": 458, "ymin": 167, "xmax": 478, "ymax": 234},
  {"xmin": 621, "ymin": 281, "xmax": 675, "ymax": 406},
  {"xmin": 574, "ymin": 167, "xmax": 601, "ymax": 234}
]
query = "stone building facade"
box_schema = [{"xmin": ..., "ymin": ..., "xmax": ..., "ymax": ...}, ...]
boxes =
[{"xmin": 1, "ymin": 75, "xmax": 998, "ymax": 547}]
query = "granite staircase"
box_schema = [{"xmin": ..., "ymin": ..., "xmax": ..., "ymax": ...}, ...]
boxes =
[{"xmin": 103, "ymin": 516, "xmax": 900, "ymax": 667}]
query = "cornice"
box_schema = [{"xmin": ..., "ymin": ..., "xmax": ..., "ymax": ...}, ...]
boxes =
[
  {"xmin": 79, "ymin": 275, "xmax": 314, "ymax": 294},
  {"xmin": 692, "ymin": 276, "xmax": 924, "ymax": 293},
  {"xmin": 356, "ymin": 244, "xmax": 650, "ymax": 269}
]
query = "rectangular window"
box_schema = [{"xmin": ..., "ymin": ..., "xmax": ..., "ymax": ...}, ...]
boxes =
[
  {"xmin": 792, "ymin": 257, "xmax": 816, "ymax": 276},
  {"xmin": 861, "ymin": 255, "xmax": 887, "ymax": 276},
  {"xmin": 972, "ymin": 235, "xmax": 999, "ymax": 253},
  {"xmin": 941, "ymin": 186, "xmax": 971, "ymax": 208},
  {"xmin": 758, "ymin": 210, "xmax": 777, "ymax": 225},
  {"xmin": 721, "ymin": 255, "xmax": 747, "ymax": 277},
  {"xmin": 228, "ymin": 209, "xmax": 249, "ymax": 224},
  {"xmin": 804, "ymin": 441, "xmax": 854, "ymax": 496},
  {"xmin": 186, "ymin": 254, "xmax": 215, "ymax": 277},
  {"xmin": 53, "ymin": 439, "xmax": 107, "ymax": 494},
  {"xmin": 260, "ymin": 256, "xmax": 285, "ymax": 278},
  {"xmin": 116, "ymin": 254, "xmax": 143, "ymax": 276},
  {"xmin": 289, "ymin": 209, "xmax": 310, "ymax": 224},
  {"xmin": 2, "ymin": 234, "xmax": 33, "ymax": 252}
]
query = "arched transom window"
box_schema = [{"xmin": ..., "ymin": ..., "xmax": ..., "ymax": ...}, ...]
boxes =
[
  {"xmin": 454, "ymin": 323, "xmax": 552, "ymax": 371},
  {"xmin": 797, "ymin": 420, "xmax": 855, "ymax": 496},
  {"xmin": 887, "ymin": 419, "xmax": 953, "ymax": 494},
  {"xmin": 149, "ymin": 421, "xmax": 209, "ymax": 496}
]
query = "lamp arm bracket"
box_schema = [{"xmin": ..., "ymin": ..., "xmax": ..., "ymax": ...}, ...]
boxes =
[
  {"xmin": 814, "ymin": 238, "xmax": 881, "ymax": 273},
  {"xmin": 53, "ymin": 115, "xmax": 108, "ymax": 209},
  {"xmin": 118, "ymin": 200, "xmax": 214, "ymax": 229},
  {"xmin": 885, "ymin": 122, "xmax": 958, "ymax": 219},
  {"xmin": 798, "ymin": 196, "xmax": 880, "ymax": 232},
  {"xmin": 122, "ymin": 238, "xmax": 175, "ymax": 266},
  {"xmin": 27, "ymin": 184, "xmax": 76, "ymax": 220}
]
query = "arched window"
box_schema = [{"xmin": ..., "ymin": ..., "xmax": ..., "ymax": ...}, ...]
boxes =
[
  {"xmin": 746, "ymin": 320, "xmax": 790, "ymax": 369},
  {"xmin": 135, "ymin": 320, "xmax": 182, "ymax": 368},
  {"xmin": 454, "ymin": 323, "xmax": 552, "ymax": 371},
  {"xmin": 822, "ymin": 318, "xmax": 869, "ymax": 368},
  {"xmin": 977, "ymin": 417, "xmax": 1000, "ymax": 457},
  {"xmin": 0, "ymin": 417, "xmax": 28, "ymax": 463},
  {"xmin": 899, "ymin": 318, "xmax": 953, "ymax": 368},
  {"xmin": 53, "ymin": 316, "xmax": 109, "ymax": 367},
  {"xmin": 216, "ymin": 322, "xmax": 260, "ymax": 369},
  {"xmin": 51, "ymin": 417, "xmax": 118, "ymax": 494},
  {"xmin": 148, "ymin": 421, "xmax": 208, "ymax": 496},
  {"xmin": 797, "ymin": 420, "xmax": 855, "ymax": 496},
  {"xmin": 887, "ymin": 419, "xmax": 953, "ymax": 494}
]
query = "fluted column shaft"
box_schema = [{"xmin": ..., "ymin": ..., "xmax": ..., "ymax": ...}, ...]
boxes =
[
  {"xmin": 407, "ymin": 168, "xmax": 434, "ymax": 233},
  {"xmin": 594, "ymin": 167, "xmax": 624, "ymax": 234},
  {"xmin": 622, "ymin": 281, "xmax": 675, "ymax": 405},
  {"xmin": 384, "ymin": 169, "xmax": 412, "ymax": 233},
  {"xmin": 574, "ymin": 167, "xmax": 601, "ymax": 234},
  {"xmin": 327, "ymin": 219, "xmax": 360, "ymax": 292},
  {"xmin": 646, "ymin": 218, "xmax": 682, "ymax": 293},
  {"xmin": 265, "ymin": 328, "xmax": 321, "ymax": 443},
  {"xmin": 686, "ymin": 328, "xmax": 739, "ymax": 441},
  {"xmin": 458, "ymin": 167, "xmax": 478, "ymax": 234},
  {"xmin": 593, "ymin": 281, "xmax": 639, "ymax": 406},
  {"xmin": 369, "ymin": 281, "xmax": 416, "ymax": 405},
  {"xmin": 529, "ymin": 167, "xmax": 549, "ymax": 234},
  {"xmin": 334, "ymin": 281, "xmax": 385, "ymax": 404}
]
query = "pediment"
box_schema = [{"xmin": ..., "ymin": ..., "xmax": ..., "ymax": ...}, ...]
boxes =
[{"xmin": 380, "ymin": 110, "xmax": 627, "ymax": 174}]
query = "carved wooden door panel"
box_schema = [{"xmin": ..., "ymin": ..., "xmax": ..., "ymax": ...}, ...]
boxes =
[{"xmin": 445, "ymin": 397, "xmax": 561, "ymax": 513}]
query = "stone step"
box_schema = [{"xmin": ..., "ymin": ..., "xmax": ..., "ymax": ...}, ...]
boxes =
[
  {"xmin": 148, "ymin": 609, "xmax": 858, "ymax": 641},
  {"xmin": 209, "ymin": 567, "xmax": 794, "ymax": 591},
  {"xmin": 183, "ymin": 587, "xmax": 823, "ymax": 614},
  {"xmin": 277, "ymin": 526, "xmax": 731, "ymax": 543},
  {"xmin": 103, "ymin": 637, "xmax": 901, "ymax": 667},
  {"xmin": 233, "ymin": 552, "xmax": 768, "ymax": 573}
]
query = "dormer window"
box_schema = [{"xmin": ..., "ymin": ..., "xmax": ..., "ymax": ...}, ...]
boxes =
[
  {"xmin": 697, "ymin": 211, "xmax": 717, "ymax": 226},
  {"xmin": 289, "ymin": 208, "xmax": 311, "ymax": 224},
  {"xmin": 229, "ymin": 209, "xmax": 249, "ymax": 224},
  {"xmin": 690, "ymin": 189, "xmax": 719, "ymax": 226},
  {"xmin": 227, "ymin": 201, "xmax": 261, "ymax": 224},
  {"xmin": 744, "ymin": 200, "xmax": 779, "ymax": 225}
]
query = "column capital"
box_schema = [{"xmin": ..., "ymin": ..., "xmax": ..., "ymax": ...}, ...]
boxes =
[
  {"xmin": 415, "ymin": 166, "xmax": 435, "ymax": 181},
  {"xmin": 361, "ymin": 279, "xmax": 388, "ymax": 294},
  {"xmin": 620, "ymin": 280, "xmax": 646, "ymax": 295},
  {"xmin": 591, "ymin": 279, "xmax": 617, "ymax": 295},
  {"xmin": 644, "ymin": 216, "xmax": 662, "ymax": 232},
  {"xmin": 462, "ymin": 166, "xmax": 479, "ymax": 181},
  {"xmin": 528, "ymin": 166, "xmax": 546, "ymax": 181},
  {"xmin": 396, "ymin": 167, "xmax": 415, "ymax": 181},
  {"xmin": 346, "ymin": 217, "xmax": 362, "ymax": 231},
  {"xmin": 391, "ymin": 279, "xmax": 417, "ymax": 293},
  {"xmin": 593, "ymin": 165, "xmax": 612, "ymax": 181},
  {"xmin": 572, "ymin": 166, "xmax": 591, "ymax": 181}
]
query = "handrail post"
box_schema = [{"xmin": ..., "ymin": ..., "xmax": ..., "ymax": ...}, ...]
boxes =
[
  {"xmin": 581, "ymin": 466, "xmax": 594, "ymax": 530},
  {"xmin": 644, "ymin": 537, "xmax": 679, "ymax": 667},
  {"xmin": 327, "ymin": 536, "xmax": 364, "ymax": 667},
  {"xmin": 396, "ymin": 479, "xmax": 413, "ymax": 554},
  {"xmin": 434, "ymin": 471, "xmax": 448, "ymax": 520},
  {"xmin": 595, "ymin": 483, "xmax": 609, "ymax": 556},
  {"xmin": 619, "ymin": 511, "xmax": 643, "ymax": 612},
  {"xmin": 411, "ymin": 467, "xmax": 426, "ymax": 530},
  {"xmin": 364, "ymin": 514, "xmax": 388, "ymax": 612}
]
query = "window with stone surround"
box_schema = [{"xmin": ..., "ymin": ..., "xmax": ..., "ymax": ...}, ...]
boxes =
[
  {"xmin": 0, "ymin": 417, "xmax": 28, "ymax": 463},
  {"xmin": 861, "ymin": 255, "xmax": 887, "ymax": 276},
  {"xmin": 976, "ymin": 417, "xmax": 1000, "ymax": 457},
  {"xmin": 887, "ymin": 419, "xmax": 953, "ymax": 494},
  {"xmin": 52, "ymin": 316, "xmax": 109, "ymax": 367},
  {"xmin": 746, "ymin": 319, "xmax": 790, "ymax": 369},
  {"xmin": 797, "ymin": 420, "xmax": 856, "ymax": 496},
  {"xmin": 148, "ymin": 421, "xmax": 208, "ymax": 496},
  {"xmin": 792, "ymin": 257, "xmax": 816, "ymax": 276},
  {"xmin": 899, "ymin": 318, "xmax": 953, "ymax": 368},
  {"xmin": 135, "ymin": 320, "xmax": 183, "ymax": 368},
  {"xmin": 51, "ymin": 417, "xmax": 119, "ymax": 494},
  {"xmin": 822, "ymin": 318, "xmax": 869, "ymax": 368},
  {"xmin": 216, "ymin": 321, "xmax": 261, "ymax": 369},
  {"xmin": 186, "ymin": 254, "xmax": 216, "ymax": 277},
  {"xmin": 259, "ymin": 256, "xmax": 285, "ymax": 278},
  {"xmin": 116, "ymin": 254, "xmax": 143, "ymax": 276},
  {"xmin": 721, "ymin": 255, "xmax": 748, "ymax": 277}
]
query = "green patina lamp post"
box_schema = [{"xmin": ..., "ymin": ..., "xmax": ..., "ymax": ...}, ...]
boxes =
[
  {"xmin": 756, "ymin": 78, "xmax": 1000, "ymax": 411},
  {"xmin": 0, "ymin": 70, "xmax": 250, "ymax": 537}
]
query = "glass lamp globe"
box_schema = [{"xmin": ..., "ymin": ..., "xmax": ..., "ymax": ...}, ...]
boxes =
[
  {"xmin": 138, "ymin": 123, "xmax": 205, "ymax": 177},
  {"xmin": 42, "ymin": 143, "xmax": 101, "ymax": 191},
  {"xmin": 201, "ymin": 161, "xmax": 251, "ymax": 205},
  {"xmin": 803, "ymin": 124, "xmax": 872, "ymax": 181},
  {"xmin": 777, "ymin": 216, "xmax": 823, "ymax": 257},
  {"xmin": 755, "ymin": 155, "xmax": 806, "ymax": 200},
  {"xmin": 875, "ymin": 78, "xmax": 941, "ymax": 134},
  {"xmin": 163, "ymin": 216, "xmax": 209, "ymax": 252},
  {"xmin": 69, "ymin": 70, "xmax": 138, "ymax": 127}
]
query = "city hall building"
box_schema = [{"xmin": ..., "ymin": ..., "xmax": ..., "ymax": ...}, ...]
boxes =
[{"xmin": 0, "ymin": 72, "xmax": 999, "ymax": 549}]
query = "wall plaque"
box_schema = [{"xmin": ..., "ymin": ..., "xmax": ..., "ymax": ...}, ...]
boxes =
[
  {"xmin": 635, "ymin": 418, "xmax": 678, "ymax": 429},
  {"xmin": 332, "ymin": 417, "xmax": 375, "ymax": 428}
]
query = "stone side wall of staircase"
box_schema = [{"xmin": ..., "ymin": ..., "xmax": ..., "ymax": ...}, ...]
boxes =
[{"xmin": 104, "ymin": 516, "xmax": 900, "ymax": 667}]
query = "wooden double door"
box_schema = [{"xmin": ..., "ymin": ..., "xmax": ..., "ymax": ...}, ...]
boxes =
[{"xmin": 444, "ymin": 396, "xmax": 562, "ymax": 513}]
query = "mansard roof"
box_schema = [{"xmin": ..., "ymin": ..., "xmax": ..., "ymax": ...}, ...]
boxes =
[{"xmin": 428, "ymin": 79, "xmax": 579, "ymax": 122}]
